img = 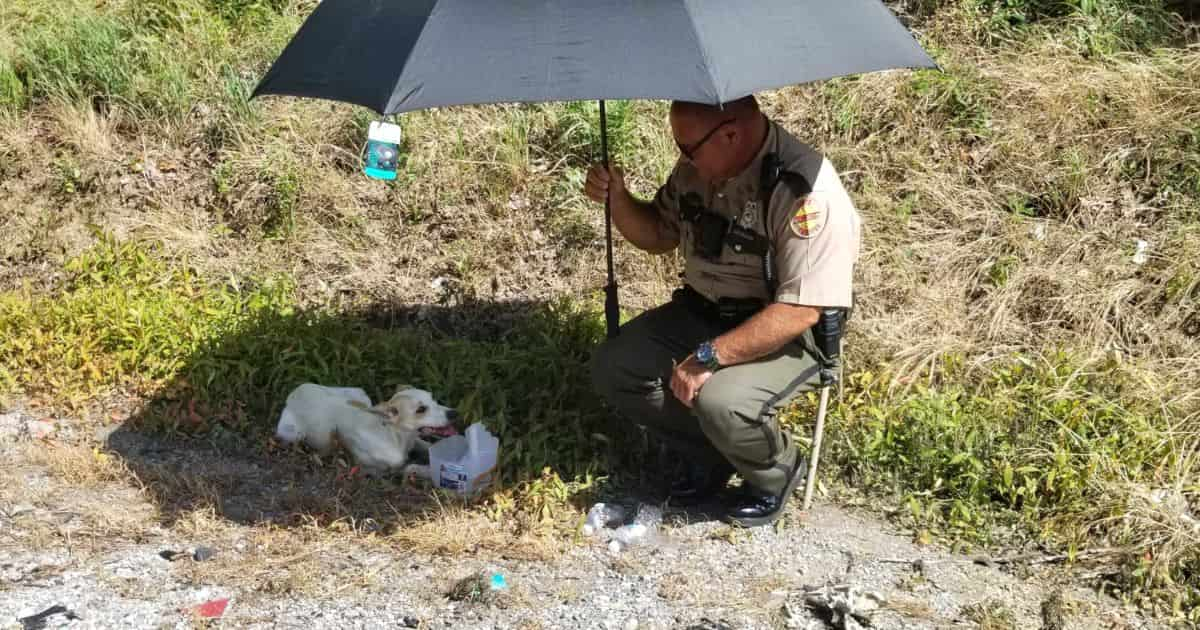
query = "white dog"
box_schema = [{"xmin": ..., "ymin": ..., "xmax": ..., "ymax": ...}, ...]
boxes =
[{"xmin": 275, "ymin": 383, "xmax": 459, "ymax": 476}]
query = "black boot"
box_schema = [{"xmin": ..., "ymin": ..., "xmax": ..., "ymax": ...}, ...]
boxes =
[
  {"xmin": 668, "ymin": 460, "xmax": 735, "ymax": 505},
  {"xmin": 724, "ymin": 459, "xmax": 807, "ymax": 527}
]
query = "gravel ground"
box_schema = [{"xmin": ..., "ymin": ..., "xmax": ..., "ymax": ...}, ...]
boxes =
[{"xmin": 0, "ymin": 407, "xmax": 1167, "ymax": 630}]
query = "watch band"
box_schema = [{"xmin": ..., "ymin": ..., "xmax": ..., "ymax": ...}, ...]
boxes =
[{"xmin": 697, "ymin": 340, "xmax": 721, "ymax": 371}]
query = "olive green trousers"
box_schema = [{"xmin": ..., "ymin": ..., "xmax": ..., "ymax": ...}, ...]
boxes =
[{"xmin": 590, "ymin": 297, "xmax": 819, "ymax": 495}]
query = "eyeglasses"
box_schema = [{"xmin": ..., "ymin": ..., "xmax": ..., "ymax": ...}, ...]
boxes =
[{"xmin": 675, "ymin": 118, "xmax": 736, "ymax": 161}]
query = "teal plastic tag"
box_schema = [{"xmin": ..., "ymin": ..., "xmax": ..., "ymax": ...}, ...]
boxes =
[
  {"xmin": 489, "ymin": 573, "xmax": 507, "ymax": 590},
  {"xmin": 364, "ymin": 138, "xmax": 400, "ymax": 180}
]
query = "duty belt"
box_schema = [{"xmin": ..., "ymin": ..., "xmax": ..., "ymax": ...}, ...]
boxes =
[{"xmin": 672, "ymin": 286, "xmax": 764, "ymax": 327}]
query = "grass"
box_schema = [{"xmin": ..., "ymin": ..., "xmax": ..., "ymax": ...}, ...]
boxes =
[
  {"xmin": 1, "ymin": 0, "xmax": 1198, "ymax": 622},
  {"xmin": 0, "ymin": 234, "xmax": 620, "ymax": 487},
  {"xmin": 963, "ymin": 598, "xmax": 1016, "ymax": 629}
]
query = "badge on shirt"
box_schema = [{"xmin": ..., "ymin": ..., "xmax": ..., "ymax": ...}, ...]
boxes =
[
  {"xmin": 739, "ymin": 201, "xmax": 760, "ymax": 229},
  {"xmin": 789, "ymin": 197, "xmax": 827, "ymax": 239}
]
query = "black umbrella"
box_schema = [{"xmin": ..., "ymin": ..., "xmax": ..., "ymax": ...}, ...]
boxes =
[{"xmin": 252, "ymin": 0, "xmax": 935, "ymax": 338}]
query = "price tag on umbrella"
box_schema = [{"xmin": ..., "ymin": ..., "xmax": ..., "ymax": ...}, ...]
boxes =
[{"xmin": 364, "ymin": 120, "xmax": 401, "ymax": 180}]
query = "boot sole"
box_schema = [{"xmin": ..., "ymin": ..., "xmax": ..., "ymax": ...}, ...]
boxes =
[{"xmin": 724, "ymin": 458, "xmax": 807, "ymax": 528}]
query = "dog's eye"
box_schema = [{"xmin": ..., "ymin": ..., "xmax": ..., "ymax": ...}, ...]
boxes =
[{"xmin": 416, "ymin": 405, "xmax": 428, "ymax": 414}]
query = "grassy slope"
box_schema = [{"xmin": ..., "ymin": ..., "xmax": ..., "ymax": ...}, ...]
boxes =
[{"xmin": 1, "ymin": 0, "xmax": 1198, "ymax": 619}]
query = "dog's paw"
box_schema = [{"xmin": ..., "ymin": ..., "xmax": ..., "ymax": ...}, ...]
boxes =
[{"xmin": 403, "ymin": 463, "xmax": 432, "ymax": 480}]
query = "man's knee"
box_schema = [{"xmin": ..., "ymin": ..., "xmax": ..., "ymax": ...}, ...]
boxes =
[{"xmin": 694, "ymin": 383, "xmax": 745, "ymax": 441}]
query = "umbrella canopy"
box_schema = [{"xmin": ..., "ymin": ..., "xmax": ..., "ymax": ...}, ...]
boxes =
[
  {"xmin": 252, "ymin": 1, "xmax": 935, "ymax": 338},
  {"xmin": 252, "ymin": 0, "xmax": 935, "ymax": 115}
]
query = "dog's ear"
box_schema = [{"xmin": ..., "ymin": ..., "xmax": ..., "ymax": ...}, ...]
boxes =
[
  {"xmin": 347, "ymin": 399, "xmax": 390, "ymax": 419},
  {"xmin": 392, "ymin": 384, "xmax": 415, "ymax": 395}
]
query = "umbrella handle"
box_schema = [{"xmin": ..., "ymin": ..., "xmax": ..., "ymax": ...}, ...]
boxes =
[{"xmin": 600, "ymin": 100, "xmax": 619, "ymax": 338}]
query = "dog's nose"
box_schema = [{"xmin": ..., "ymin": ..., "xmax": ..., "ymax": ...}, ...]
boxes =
[{"xmin": 446, "ymin": 408, "xmax": 459, "ymax": 421}]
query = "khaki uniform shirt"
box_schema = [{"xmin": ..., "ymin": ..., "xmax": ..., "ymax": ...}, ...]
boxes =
[{"xmin": 652, "ymin": 120, "xmax": 861, "ymax": 309}]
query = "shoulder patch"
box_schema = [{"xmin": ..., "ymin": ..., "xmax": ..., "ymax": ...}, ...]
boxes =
[{"xmin": 789, "ymin": 196, "xmax": 827, "ymax": 239}]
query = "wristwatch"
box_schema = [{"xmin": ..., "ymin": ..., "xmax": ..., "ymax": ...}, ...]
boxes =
[{"xmin": 695, "ymin": 340, "xmax": 721, "ymax": 371}]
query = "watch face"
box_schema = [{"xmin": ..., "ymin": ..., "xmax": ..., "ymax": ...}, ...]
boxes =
[{"xmin": 697, "ymin": 343, "xmax": 712, "ymax": 362}]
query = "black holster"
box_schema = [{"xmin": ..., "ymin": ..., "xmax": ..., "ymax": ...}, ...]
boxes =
[{"xmin": 807, "ymin": 308, "xmax": 847, "ymax": 386}]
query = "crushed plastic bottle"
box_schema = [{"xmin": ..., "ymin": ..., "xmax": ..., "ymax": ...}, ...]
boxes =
[
  {"xmin": 615, "ymin": 523, "xmax": 648, "ymax": 544},
  {"xmin": 1133, "ymin": 239, "xmax": 1149, "ymax": 265},
  {"xmin": 1031, "ymin": 222, "xmax": 1046, "ymax": 241},
  {"xmin": 583, "ymin": 502, "xmax": 626, "ymax": 535},
  {"xmin": 632, "ymin": 504, "xmax": 662, "ymax": 528},
  {"xmin": 606, "ymin": 503, "xmax": 663, "ymax": 552}
]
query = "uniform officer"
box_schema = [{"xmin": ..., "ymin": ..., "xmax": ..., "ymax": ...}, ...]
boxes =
[{"xmin": 585, "ymin": 96, "xmax": 861, "ymax": 527}]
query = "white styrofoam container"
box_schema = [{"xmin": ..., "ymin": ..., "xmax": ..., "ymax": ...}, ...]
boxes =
[{"xmin": 429, "ymin": 423, "xmax": 498, "ymax": 494}]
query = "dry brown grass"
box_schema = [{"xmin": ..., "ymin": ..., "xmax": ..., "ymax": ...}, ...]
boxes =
[
  {"xmin": 0, "ymin": 444, "xmax": 154, "ymax": 552},
  {"xmin": 768, "ymin": 37, "xmax": 1200, "ymax": 379},
  {"xmin": 21, "ymin": 442, "xmax": 132, "ymax": 487},
  {"xmin": 1084, "ymin": 443, "xmax": 1200, "ymax": 582},
  {"xmin": 387, "ymin": 497, "xmax": 565, "ymax": 561}
]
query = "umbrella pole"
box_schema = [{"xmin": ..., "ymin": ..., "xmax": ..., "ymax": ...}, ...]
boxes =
[
  {"xmin": 802, "ymin": 384, "xmax": 831, "ymax": 511},
  {"xmin": 600, "ymin": 100, "xmax": 620, "ymax": 338}
]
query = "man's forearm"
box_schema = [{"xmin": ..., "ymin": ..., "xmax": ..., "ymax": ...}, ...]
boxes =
[
  {"xmin": 711, "ymin": 303, "xmax": 819, "ymax": 366},
  {"xmin": 610, "ymin": 192, "xmax": 677, "ymax": 254}
]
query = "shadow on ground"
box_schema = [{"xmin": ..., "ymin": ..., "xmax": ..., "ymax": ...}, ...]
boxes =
[{"xmin": 101, "ymin": 297, "xmax": 699, "ymax": 535}]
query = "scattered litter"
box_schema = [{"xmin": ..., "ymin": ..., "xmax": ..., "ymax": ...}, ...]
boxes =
[
  {"xmin": 633, "ymin": 504, "xmax": 663, "ymax": 528},
  {"xmin": 489, "ymin": 572, "xmax": 507, "ymax": 590},
  {"xmin": 802, "ymin": 583, "xmax": 885, "ymax": 629},
  {"xmin": 583, "ymin": 502, "xmax": 626, "ymax": 535},
  {"xmin": 780, "ymin": 601, "xmax": 806, "ymax": 629},
  {"xmin": 447, "ymin": 569, "xmax": 507, "ymax": 603},
  {"xmin": 606, "ymin": 503, "xmax": 663, "ymax": 553},
  {"xmin": 19, "ymin": 605, "xmax": 79, "ymax": 630},
  {"xmin": 7, "ymin": 504, "xmax": 35, "ymax": 518},
  {"xmin": 159, "ymin": 547, "xmax": 216, "ymax": 562},
  {"xmin": 142, "ymin": 160, "xmax": 164, "ymax": 183},
  {"xmin": 686, "ymin": 618, "xmax": 737, "ymax": 630},
  {"xmin": 1031, "ymin": 222, "xmax": 1046, "ymax": 241},
  {"xmin": 429, "ymin": 423, "xmax": 498, "ymax": 495},
  {"xmin": 1133, "ymin": 239, "xmax": 1149, "ymax": 265},
  {"xmin": 187, "ymin": 597, "xmax": 229, "ymax": 619},
  {"xmin": 28, "ymin": 420, "xmax": 56, "ymax": 440},
  {"xmin": 610, "ymin": 524, "xmax": 649, "ymax": 552}
]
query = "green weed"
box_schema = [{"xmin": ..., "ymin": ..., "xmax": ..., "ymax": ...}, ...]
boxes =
[
  {"xmin": 825, "ymin": 352, "xmax": 1197, "ymax": 611},
  {"xmin": 545, "ymin": 100, "xmax": 633, "ymax": 167},
  {"xmin": 15, "ymin": 11, "xmax": 135, "ymax": 110},
  {"xmin": 907, "ymin": 66, "xmax": 993, "ymax": 139},
  {"xmin": 971, "ymin": 0, "xmax": 1182, "ymax": 54},
  {"xmin": 0, "ymin": 56, "xmax": 24, "ymax": 110}
]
